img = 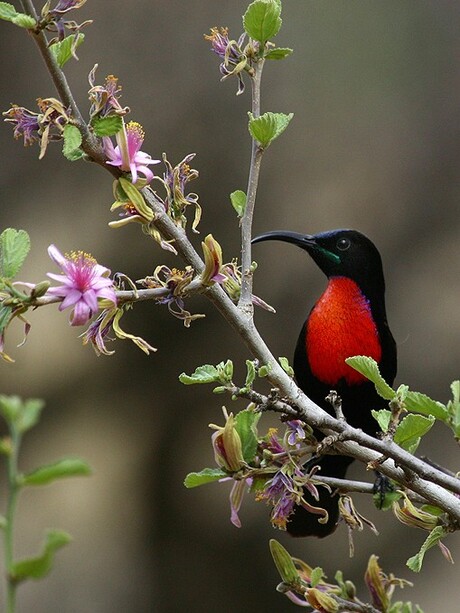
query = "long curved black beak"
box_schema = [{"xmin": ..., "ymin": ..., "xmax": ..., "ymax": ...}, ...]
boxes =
[{"xmin": 252, "ymin": 230, "xmax": 316, "ymax": 251}]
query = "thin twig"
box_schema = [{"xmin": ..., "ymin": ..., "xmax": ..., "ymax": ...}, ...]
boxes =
[
  {"xmin": 238, "ymin": 57, "xmax": 265, "ymax": 316},
  {"xmin": 20, "ymin": 0, "xmax": 116, "ymax": 171}
]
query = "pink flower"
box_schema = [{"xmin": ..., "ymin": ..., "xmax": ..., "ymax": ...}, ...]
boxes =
[
  {"xmin": 47, "ymin": 245, "xmax": 117, "ymax": 326},
  {"xmin": 103, "ymin": 121, "xmax": 160, "ymax": 184}
]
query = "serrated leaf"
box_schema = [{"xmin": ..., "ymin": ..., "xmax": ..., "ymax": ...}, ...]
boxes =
[
  {"xmin": 10, "ymin": 530, "xmax": 71, "ymax": 582},
  {"xmin": 184, "ymin": 468, "xmax": 227, "ymax": 488},
  {"xmin": 265, "ymin": 47, "xmax": 293, "ymax": 60},
  {"xmin": 404, "ymin": 390, "xmax": 448, "ymax": 421},
  {"xmin": 0, "ymin": 228, "xmax": 31, "ymax": 279},
  {"xmin": 243, "ymin": 0, "xmax": 282, "ymax": 43},
  {"xmin": 371, "ymin": 409, "xmax": 392, "ymax": 433},
  {"xmin": 62, "ymin": 124, "xmax": 82, "ymax": 160},
  {"xmin": 12, "ymin": 12, "xmax": 35, "ymax": 28},
  {"xmin": 269, "ymin": 539, "xmax": 300, "ymax": 585},
  {"xmin": 234, "ymin": 408, "xmax": 260, "ymax": 463},
  {"xmin": 91, "ymin": 114, "xmax": 123, "ymax": 137},
  {"xmin": 21, "ymin": 457, "xmax": 91, "ymax": 486},
  {"xmin": 406, "ymin": 526, "xmax": 446, "ymax": 572},
  {"xmin": 179, "ymin": 364, "xmax": 220, "ymax": 385},
  {"xmin": 49, "ymin": 33, "xmax": 85, "ymax": 68},
  {"xmin": 0, "ymin": 2, "xmax": 34, "ymax": 27},
  {"xmin": 230, "ymin": 190, "xmax": 247, "ymax": 217},
  {"xmin": 248, "ymin": 111, "xmax": 293, "ymax": 148},
  {"xmin": 394, "ymin": 414, "xmax": 435, "ymax": 452},
  {"xmin": 0, "ymin": 2, "xmax": 16, "ymax": 20},
  {"xmin": 345, "ymin": 356, "xmax": 395, "ymax": 400}
]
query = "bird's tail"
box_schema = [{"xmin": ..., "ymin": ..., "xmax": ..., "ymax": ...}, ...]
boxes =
[{"xmin": 287, "ymin": 454, "xmax": 353, "ymax": 538}]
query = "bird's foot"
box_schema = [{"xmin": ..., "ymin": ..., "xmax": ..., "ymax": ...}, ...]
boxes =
[{"xmin": 372, "ymin": 472, "xmax": 396, "ymax": 510}]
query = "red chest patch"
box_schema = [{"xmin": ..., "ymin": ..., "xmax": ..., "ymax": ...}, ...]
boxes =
[{"xmin": 306, "ymin": 277, "xmax": 381, "ymax": 385}]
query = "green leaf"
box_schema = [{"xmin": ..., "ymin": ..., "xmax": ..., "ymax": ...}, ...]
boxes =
[
  {"xmin": 49, "ymin": 33, "xmax": 85, "ymax": 68},
  {"xmin": 0, "ymin": 2, "xmax": 16, "ymax": 20},
  {"xmin": 345, "ymin": 356, "xmax": 396, "ymax": 400},
  {"xmin": 406, "ymin": 526, "xmax": 446, "ymax": 572},
  {"xmin": 184, "ymin": 468, "xmax": 227, "ymax": 488},
  {"xmin": 0, "ymin": 228, "xmax": 31, "ymax": 279},
  {"xmin": 243, "ymin": 0, "xmax": 282, "ymax": 43},
  {"xmin": 62, "ymin": 124, "xmax": 83, "ymax": 161},
  {"xmin": 310, "ymin": 566, "xmax": 324, "ymax": 588},
  {"xmin": 404, "ymin": 390, "xmax": 447, "ymax": 421},
  {"xmin": 17, "ymin": 398, "xmax": 45, "ymax": 434},
  {"xmin": 179, "ymin": 364, "xmax": 220, "ymax": 385},
  {"xmin": 447, "ymin": 380, "xmax": 460, "ymax": 437},
  {"xmin": 234, "ymin": 408, "xmax": 260, "ymax": 463},
  {"xmin": 11, "ymin": 12, "xmax": 35, "ymax": 28},
  {"xmin": 21, "ymin": 457, "xmax": 91, "ymax": 486},
  {"xmin": 248, "ymin": 111, "xmax": 293, "ymax": 148},
  {"xmin": 10, "ymin": 530, "xmax": 72, "ymax": 582},
  {"xmin": 245, "ymin": 359, "xmax": 256, "ymax": 388},
  {"xmin": 279, "ymin": 356, "xmax": 294, "ymax": 377},
  {"xmin": 269, "ymin": 539, "xmax": 300, "ymax": 585},
  {"xmin": 371, "ymin": 409, "xmax": 391, "ymax": 433},
  {"xmin": 91, "ymin": 114, "xmax": 123, "ymax": 137},
  {"xmin": 0, "ymin": 3, "xmax": 35, "ymax": 28},
  {"xmin": 373, "ymin": 489, "xmax": 401, "ymax": 511},
  {"xmin": 394, "ymin": 414, "xmax": 435, "ymax": 453},
  {"xmin": 230, "ymin": 190, "xmax": 247, "ymax": 217},
  {"xmin": 220, "ymin": 359, "xmax": 234, "ymax": 382},
  {"xmin": 0, "ymin": 395, "xmax": 21, "ymax": 424},
  {"xmin": 0, "ymin": 304, "xmax": 12, "ymax": 335},
  {"xmin": 265, "ymin": 47, "xmax": 293, "ymax": 60},
  {"xmin": 258, "ymin": 363, "xmax": 271, "ymax": 377}
]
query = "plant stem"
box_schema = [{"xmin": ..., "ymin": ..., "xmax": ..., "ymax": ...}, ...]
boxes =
[
  {"xmin": 238, "ymin": 57, "xmax": 265, "ymax": 316},
  {"xmin": 4, "ymin": 426, "xmax": 21, "ymax": 613}
]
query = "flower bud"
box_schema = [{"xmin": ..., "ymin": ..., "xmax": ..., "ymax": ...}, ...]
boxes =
[
  {"xmin": 364, "ymin": 555, "xmax": 389, "ymax": 611},
  {"xmin": 392, "ymin": 492, "xmax": 439, "ymax": 531},
  {"xmin": 306, "ymin": 588, "xmax": 339, "ymax": 613},
  {"xmin": 210, "ymin": 412, "xmax": 244, "ymax": 472},
  {"xmin": 201, "ymin": 234, "xmax": 227, "ymax": 286}
]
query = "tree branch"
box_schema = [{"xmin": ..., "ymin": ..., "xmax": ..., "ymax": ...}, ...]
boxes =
[{"xmin": 19, "ymin": 0, "xmax": 460, "ymax": 528}]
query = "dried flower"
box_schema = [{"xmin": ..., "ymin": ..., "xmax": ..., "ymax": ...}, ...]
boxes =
[
  {"xmin": 154, "ymin": 153, "xmax": 201, "ymax": 231},
  {"xmin": 204, "ymin": 27, "xmax": 248, "ymax": 95},
  {"xmin": 46, "ymin": 245, "xmax": 116, "ymax": 326},
  {"xmin": 88, "ymin": 68, "xmax": 129, "ymax": 118},
  {"xmin": 3, "ymin": 105, "xmax": 41, "ymax": 146},
  {"xmin": 139, "ymin": 265, "xmax": 204, "ymax": 327}
]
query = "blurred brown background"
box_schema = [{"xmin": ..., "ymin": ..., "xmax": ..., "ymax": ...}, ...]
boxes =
[{"xmin": 0, "ymin": 1, "xmax": 459, "ymax": 611}]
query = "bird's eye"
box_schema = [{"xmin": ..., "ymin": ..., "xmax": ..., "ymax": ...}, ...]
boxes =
[{"xmin": 336, "ymin": 237, "xmax": 351, "ymax": 251}]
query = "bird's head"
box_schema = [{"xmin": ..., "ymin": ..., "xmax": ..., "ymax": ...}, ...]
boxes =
[{"xmin": 252, "ymin": 228, "xmax": 385, "ymax": 291}]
